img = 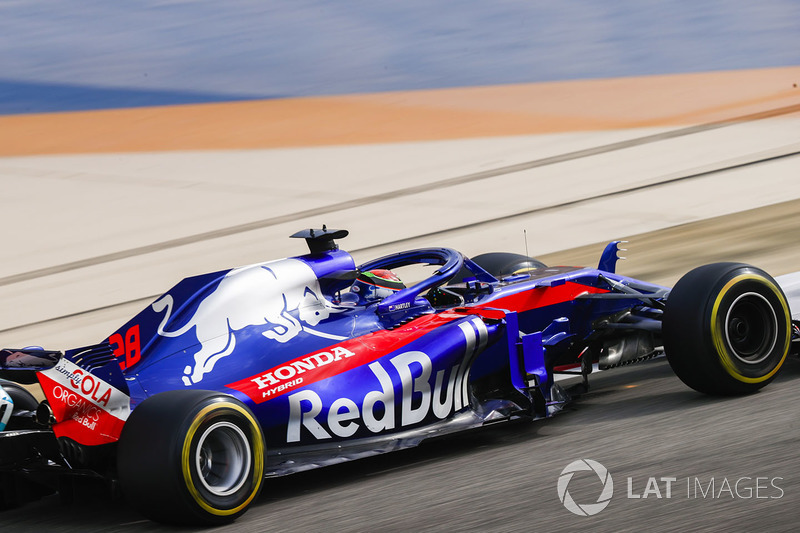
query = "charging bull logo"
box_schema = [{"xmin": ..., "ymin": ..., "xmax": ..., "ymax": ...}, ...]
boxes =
[{"xmin": 152, "ymin": 259, "xmax": 343, "ymax": 386}]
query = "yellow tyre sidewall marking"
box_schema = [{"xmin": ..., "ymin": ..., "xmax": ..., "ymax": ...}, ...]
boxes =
[
  {"xmin": 181, "ymin": 401, "xmax": 265, "ymax": 516},
  {"xmin": 710, "ymin": 274, "xmax": 791, "ymax": 384}
]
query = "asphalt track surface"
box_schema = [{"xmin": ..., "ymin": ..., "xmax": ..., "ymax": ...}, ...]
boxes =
[{"xmin": 3, "ymin": 202, "xmax": 800, "ymax": 533}]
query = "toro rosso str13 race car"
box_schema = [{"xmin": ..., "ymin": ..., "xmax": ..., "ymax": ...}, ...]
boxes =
[{"xmin": 1, "ymin": 228, "xmax": 799, "ymax": 524}]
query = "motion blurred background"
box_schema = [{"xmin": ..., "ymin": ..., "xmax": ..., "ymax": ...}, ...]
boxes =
[
  {"xmin": 2, "ymin": 4, "xmax": 800, "ymax": 530},
  {"xmin": 2, "ymin": 0, "xmax": 799, "ymax": 112},
  {"xmin": 2, "ymin": 0, "xmax": 799, "ymax": 355}
]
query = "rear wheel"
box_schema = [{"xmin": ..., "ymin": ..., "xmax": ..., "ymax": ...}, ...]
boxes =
[
  {"xmin": 117, "ymin": 390, "xmax": 265, "ymax": 525},
  {"xmin": 663, "ymin": 263, "xmax": 791, "ymax": 395}
]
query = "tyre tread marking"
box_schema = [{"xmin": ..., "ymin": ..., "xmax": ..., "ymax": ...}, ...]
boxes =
[
  {"xmin": 180, "ymin": 401, "xmax": 265, "ymax": 517},
  {"xmin": 710, "ymin": 274, "xmax": 791, "ymax": 384}
]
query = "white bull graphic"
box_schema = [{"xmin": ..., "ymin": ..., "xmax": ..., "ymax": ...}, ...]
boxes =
[{"xmin": 151, "ymin": 259, "xmax": 341, "ymax": 386}]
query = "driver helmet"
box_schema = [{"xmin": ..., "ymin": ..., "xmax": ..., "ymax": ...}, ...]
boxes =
[{"xmin": 351, "ymin": 269, "xmax": 405, "ymax": 303}]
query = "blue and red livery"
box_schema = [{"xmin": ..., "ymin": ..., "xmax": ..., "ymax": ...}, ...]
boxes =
[{"xmin": 1, "ymin": 228, "xmax": 798, "ymax": 524}]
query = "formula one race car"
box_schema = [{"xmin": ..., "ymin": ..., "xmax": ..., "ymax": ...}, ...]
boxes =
[{"xmin": 1, "ymin": 228, "xmax": 798, "ymax": 524}]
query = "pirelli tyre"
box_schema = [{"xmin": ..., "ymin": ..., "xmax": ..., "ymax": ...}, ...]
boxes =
[
  {"xmin": 117, "ymin": 390, "xmax": 265, "ymax": 525},
  {"xmin": 663, "ymin": 263, "xmax": 791, "ymax": 395}
]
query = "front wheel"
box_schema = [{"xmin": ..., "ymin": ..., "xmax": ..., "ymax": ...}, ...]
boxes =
[
  {"xmin": 117, "ymin": 390, "xmax": 265, "ymax": 525},
  {"xmin": 663, "ymin": 263, "xmax": 791, "ymax": 395}
]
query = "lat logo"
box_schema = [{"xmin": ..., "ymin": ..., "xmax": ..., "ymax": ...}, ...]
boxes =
[{"xmin": 558, "ymin": 459, "xmax": 614, "ymax": 516}]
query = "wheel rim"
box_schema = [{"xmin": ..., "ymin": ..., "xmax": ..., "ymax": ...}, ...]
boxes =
[
  {"xmin": 724, "ymin": 292, "xmax": 777, "ymax": 365},
  {"xmin": 195, "ymin": 421, "xmax": 251, "ymax": 497}
]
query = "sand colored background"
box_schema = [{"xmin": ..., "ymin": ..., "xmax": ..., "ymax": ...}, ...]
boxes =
[
  {"xmin": 1, "ymin": 67, "xmax": 798, "ymax": 156},
  {"xmin": 3, "ymin": 55, "xmax": 800, "ymax": 533},
  {"xmin": 1, "ymin": 66, "xmax": 799, "ymax": 350}
]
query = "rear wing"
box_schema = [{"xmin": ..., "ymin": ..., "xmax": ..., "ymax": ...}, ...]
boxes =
[
  {"xmin": 0, "ymin": 347, "xmax": 61, "ymax": 370},
  {"xmin": 0, "ymin": 348, "xmax": 62, "ymax": 384},
  {"xmin": 0, "ymin": 343, "xmax": 133, "ymax": 446}
]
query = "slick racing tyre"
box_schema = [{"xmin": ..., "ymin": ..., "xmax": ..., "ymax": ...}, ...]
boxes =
[
  {"xmin": 663, "ymin": 263, "xmax": 791, "ymax": 395},
  {"xmin": 117, "ymin": 390, "xmax": 265, "ymax": 525}
]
